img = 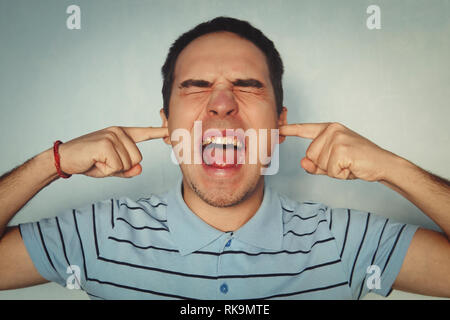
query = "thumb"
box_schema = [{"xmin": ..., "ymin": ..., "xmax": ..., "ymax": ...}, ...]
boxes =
[
  {"xmin": 114, "ymin": 163, "xmax": 143, "ymax": 178},
  {"xmin": 301, "ymin": 157, "xmax": 326, "ymax": 175},
  {"xmin": 301, "ymin": 157, "xmax": 315, "ymax": 172}
]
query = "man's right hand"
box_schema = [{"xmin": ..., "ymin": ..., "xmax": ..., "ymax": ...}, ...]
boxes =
[
  {"xmin": 58, "ymin": 126, "xmax": 169, "ymax": 178},
  {"xmin": 0, "ymin": 125, "xmax": 168, "ymax": 290}
]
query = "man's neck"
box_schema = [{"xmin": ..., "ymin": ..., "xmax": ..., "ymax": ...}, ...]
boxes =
[{"xmin": 182, "ymin": 178, "xmax": 265, "ymax": 232}]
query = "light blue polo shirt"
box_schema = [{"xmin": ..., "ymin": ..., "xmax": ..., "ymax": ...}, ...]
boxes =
[{"xmin": 19, "ymin": 178, "xmax": 418, "ymax": 300}]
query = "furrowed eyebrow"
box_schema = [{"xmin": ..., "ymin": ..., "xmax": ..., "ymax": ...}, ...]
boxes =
[
  {"xmin": 232, "ymin": 79, "xmax": 264, "ymax": 88},
  {"xmin": 179, "ymin": 79, "xmax": 212, "ymax": 89},
  {"xmin": 178, "ymin": 78, "xmax": 264, "ymax": 89}
]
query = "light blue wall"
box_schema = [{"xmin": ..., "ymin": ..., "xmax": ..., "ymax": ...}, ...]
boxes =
[{"xmin": 0, "ymin": 0, "xmax": 448, "ymax": 299}]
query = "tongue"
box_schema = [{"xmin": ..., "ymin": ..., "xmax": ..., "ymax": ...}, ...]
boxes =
[{"xmin": 203, "ymin": 145, "xmax": 241, "ymax": 167}]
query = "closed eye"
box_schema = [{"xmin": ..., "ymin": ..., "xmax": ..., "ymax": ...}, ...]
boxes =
[
  {"xmin": 185, "ymin": 90, "xmax": 209, "ymax": 95},
  {"xmin": 235, "ymin": 88, "xmax": 261, "ymax": 94}
]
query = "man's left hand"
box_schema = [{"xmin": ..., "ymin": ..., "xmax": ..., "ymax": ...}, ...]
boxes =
[{"xmin": 279, "ymin": 122, "xmax": 396, "ymax": 181}]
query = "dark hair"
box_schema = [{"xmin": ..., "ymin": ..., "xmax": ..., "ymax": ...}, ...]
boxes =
[{"xmin": 161, "ymin": 16, "xmax": 284, "ymax": 118}]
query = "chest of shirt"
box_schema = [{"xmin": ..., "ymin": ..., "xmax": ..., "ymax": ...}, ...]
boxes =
[{"xmin": 78, "ymin": 215, "xmax": 351, "ymax": 299}]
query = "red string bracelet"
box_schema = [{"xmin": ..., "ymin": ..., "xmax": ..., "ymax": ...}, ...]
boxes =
[{"xmin": 53, "ymin": 140, "xmax": 72, "ymax": 179}]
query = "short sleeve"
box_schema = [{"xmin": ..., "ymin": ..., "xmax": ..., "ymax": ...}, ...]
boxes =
[
  {"xmin": 324, "ymin": 207, "xmax": 419, "ymax": 299},
  {"xmin": 18, "ymin": 198, "xmax": 118, "ymax": 291}
]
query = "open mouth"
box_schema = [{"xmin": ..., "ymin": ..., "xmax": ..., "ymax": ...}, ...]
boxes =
[{"xmin": 201, "ymin": 129, "xmax": 246, "ymax": 169}]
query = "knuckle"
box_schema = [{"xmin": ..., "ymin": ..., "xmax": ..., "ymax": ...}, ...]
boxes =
[
  {"xmin": 331, "ymin": 130, "xmax": 346, "ymax": 143},
  {"xmin": 129, "ymin": 147, "xmax": 143, "ymax": 165},
  {"xmin": 334, "ymin": 143, "xmax": 349, "ymax": 155},
  {"xmin": 100, "ymin": 137, "xmax": 114, "ymax": 149},
  {"xmin": 103, "ymin": 130, "xmax": 118, "ymax": 142},
  {"xmin": 106, "ymin": 126, "xmax": 121, "ymax": 133},
  {"xmin": 123, "ymin": 158, "xmax": 132, "ymax": 171},
  {"xmin": 327, "ymin": 122, "xmax": 345, "ymax": 135},
  {"xmin": 306, "ymin": 148, "xmax": 314, "ymax": 160},
  {"xmin": 135, "ymin": 152, "xmax": 143, "ymax": 164},
  {"xmin": 113, "ymin": 161, "xmax": 124, "ymax": 173},
  {"xmin": 329, "ymin": 122, "xmax": 343, "ymax": 130}
]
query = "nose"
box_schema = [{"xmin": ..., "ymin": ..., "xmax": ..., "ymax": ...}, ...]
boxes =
[{"xmin": 206, "ymin": 88, "xmax": 238, "ymax": 118}]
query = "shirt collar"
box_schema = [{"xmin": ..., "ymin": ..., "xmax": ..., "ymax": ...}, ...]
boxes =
[{"xmin": 166, "ymin": 177, "xmax": 283, "ymax": 256}]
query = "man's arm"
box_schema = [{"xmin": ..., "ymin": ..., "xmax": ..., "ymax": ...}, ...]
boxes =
[
  {"xmin": 0, "ymin": 227, "xmax": 48, "ymax": 289},
  {"xmin": 0, "ymin": 149, "xmax": 58, "ymax": 238},
  {"xmin": 379, "ymin": 155, "xmax": 450, "ymax": 297},
  {"xmin": 380, "ymin": 156, "xmax": 450, "ymax": 237},
  {"xmin": 393, "ymin": 227, "xmax": 450, "ymax": 297},
  {"xmin": 0, "ymin": 149, "xmax": 58, "ymax": 289},
  {"xmin": 280, "ymin": 121, "xmax": 450, "ymax": 297},
  {"xmin": 0, "ymin": 126, "xmax": 168, "ymax": 290}
]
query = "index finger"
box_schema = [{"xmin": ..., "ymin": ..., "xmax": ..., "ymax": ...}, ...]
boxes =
[
  {"xmin": 122, "ymin": 126, "xmax": 169, "ymax": 143},
  {"xmin": 279, "ymin": 123, "xmax": 330, "ymax": 139}
]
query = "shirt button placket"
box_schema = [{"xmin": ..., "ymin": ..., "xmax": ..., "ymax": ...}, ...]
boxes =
[
  {"xmin": 218, "ymin": 232, "xmax": 233, "ymax": 297},
  {"xmin": 225, "ymin": 232, "xmax": 233, "ymax": 248}
]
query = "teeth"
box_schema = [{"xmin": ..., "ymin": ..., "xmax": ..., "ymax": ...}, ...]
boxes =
[{"xmin": 202, "ymin": 136, "xmax": 243, "ymax": 148}]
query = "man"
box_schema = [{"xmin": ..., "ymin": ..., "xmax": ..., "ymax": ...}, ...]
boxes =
[{"xmin": 0, "ymin": 17, "xmax": 448, "ymax": 300}]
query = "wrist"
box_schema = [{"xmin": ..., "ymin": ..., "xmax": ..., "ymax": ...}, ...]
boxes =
[
  {"xmin": 33, "ymin": 147, "xmax": 60, "ymax": 184},
  {"xmin": 53, "ymin": 140, "xmax": 72, "ymax": 178},
  {"xmin": 379, "ymin": 152, "xmax": 416, "ymax": 190}
]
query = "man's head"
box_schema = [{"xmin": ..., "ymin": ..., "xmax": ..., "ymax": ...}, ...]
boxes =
[
  {"xmin": 161, "ymin": 16, "xmax": 284, "ymax": 118},
  {"xmin": 160, "ymin": 17, "xmax": 287, "ymax": 208}
]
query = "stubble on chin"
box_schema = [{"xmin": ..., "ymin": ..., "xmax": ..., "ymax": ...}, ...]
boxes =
[{"xmin": 183, "ymin": 170, "xmax": 262, "ymax": 208}]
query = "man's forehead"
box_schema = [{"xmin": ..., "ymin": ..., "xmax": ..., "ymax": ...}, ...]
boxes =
[{"xmin": 173, "ymin": 31, "xmax": 270, "ymax": 83}]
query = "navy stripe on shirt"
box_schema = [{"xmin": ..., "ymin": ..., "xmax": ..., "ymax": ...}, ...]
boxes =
[
  {"xmin": 115, "ymin": 217, "xmax": 169, "ymax": 231},
  {"xmin": 36, "ymin": 222, "xmax": 57, "ymax": 273},
  {"xmin": 349, "ymin": 212, "xmax": 370, "ymax": 287},
  {"xmin": 340, "ymin": 209, "xmax": 351, "ymax": 258},
  {"xmin": 381, "ymin": 224, "xmax": 407, "ymax": 275},
  {"xmin": 107, "ymin": 235, "xmax": 335, "ymax": 256}
]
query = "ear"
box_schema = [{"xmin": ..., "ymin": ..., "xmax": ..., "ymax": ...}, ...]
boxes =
[
  {"xmin": 278, "ymin": 106, "xmax": 288, "ymax": 144},
  {"xmin": 159, "ymin": 108, "xmax": 171, "ymax": 145}
]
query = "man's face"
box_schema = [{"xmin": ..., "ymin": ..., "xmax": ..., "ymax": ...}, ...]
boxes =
[{"xmin": 164, "ymin": 31, "xmax": 283, "ymax": 207}]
